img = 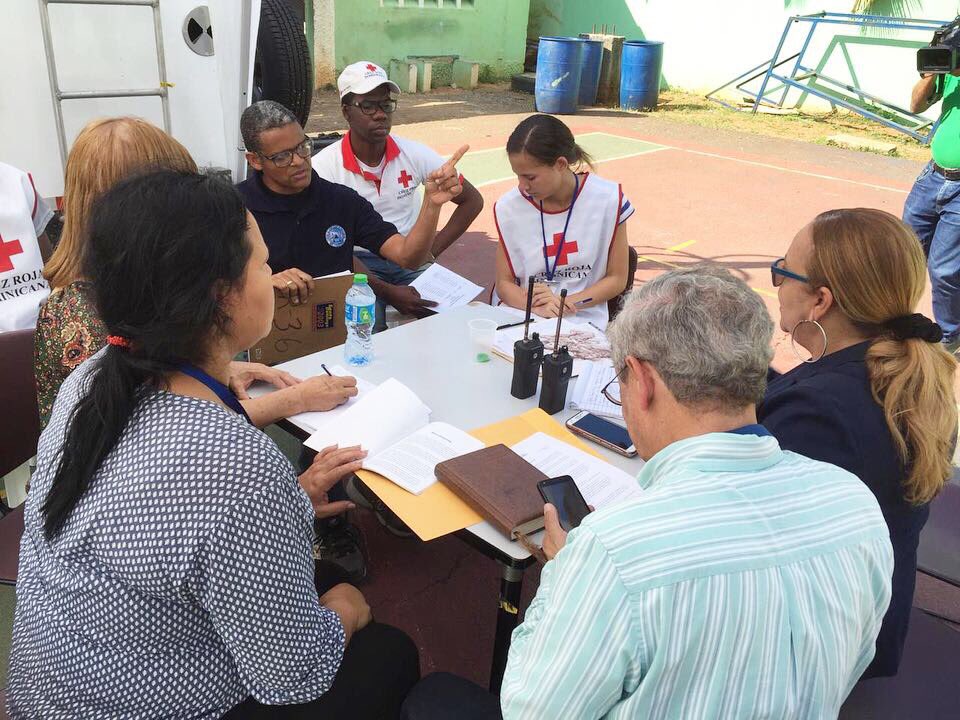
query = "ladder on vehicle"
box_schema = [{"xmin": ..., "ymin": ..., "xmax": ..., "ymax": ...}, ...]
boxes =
[{"xmin": 37, "ymin": 0, "xmax": 173, "ymax": 167}]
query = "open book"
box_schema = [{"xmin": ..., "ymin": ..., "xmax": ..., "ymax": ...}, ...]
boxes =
[{"xmin": 304, "ymin": 378, "xmax": 483, "ymax": 495}]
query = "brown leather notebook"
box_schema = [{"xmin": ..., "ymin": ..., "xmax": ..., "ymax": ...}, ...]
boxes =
[{"xmin": 435, "ymin": 444, "xmax": 547, "ymax": 539}]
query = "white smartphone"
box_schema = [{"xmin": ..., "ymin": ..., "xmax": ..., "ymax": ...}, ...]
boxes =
[{"xmin": 565, "ymin": 411, "xmax": 637, "ymax": 457}]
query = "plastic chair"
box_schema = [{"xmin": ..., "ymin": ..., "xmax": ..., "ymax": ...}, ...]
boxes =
[
  {"xmin": 607, "ymin": 245, "xmax": 638, "ymax": 321},
  {"xmin": 0, "ymin": 328, "xmax": 41, "ymax": 585},
  {"xmin": 839, "ymin": 607, "xmax": 960, "ymax": 718},
  {"xmin": 917, "ymin": 475, "xmax": 960, "ymax": 588}
]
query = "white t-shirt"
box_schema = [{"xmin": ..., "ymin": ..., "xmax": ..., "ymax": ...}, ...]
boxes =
[
  {"xmin": 313, "ymin": 133, "xmax": 446, "ymax": 240},
  {"xmin": 494, "ymin": 173, "xmax": 633, "ymax": 328},
  {"xmin": 0, "ymin": 162, "xmax": 54, "ymax": 332}
]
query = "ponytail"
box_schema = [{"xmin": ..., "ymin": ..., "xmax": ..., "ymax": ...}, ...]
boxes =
[
  {"xmin": 43, "ymin": 348, "xmax": 168, "ymax": 539},
  {"xmin": 866, "ymin": 337, "xmax": 957, "ymax": 504},
  {"xmin": 506, "ymin": 114, "xmax": 594, "ymax": 170}
]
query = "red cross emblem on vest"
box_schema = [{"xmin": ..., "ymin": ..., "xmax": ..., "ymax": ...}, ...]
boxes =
[
  {"xmin": 545, "ymin": 232, "xmax": 578, "ymax": 266},
  {"xmin": 366, "ymin": 64, "xmax": 378, "ymax": 72},
  {"xmin": 0, "ymin": 233, "xmax": 24, "ymax": 273},
  {"xmin": 397, "ymin": 169, "xmax": 414, "ymax": 188}
]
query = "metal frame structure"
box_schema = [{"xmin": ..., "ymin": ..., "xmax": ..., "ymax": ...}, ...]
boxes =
[
  {"xmin": 38, "ymin": 0, "xmax": 172, "ymax": 168},
  {"xmin": 706, "ymin": 12, "xmax": 949, "ymax": 143}
]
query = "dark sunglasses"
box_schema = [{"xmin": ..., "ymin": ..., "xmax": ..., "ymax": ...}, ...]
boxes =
[
  {"xmin": 259, "ymin": 138, "xmax": 313, "ymax": 168},
  {"xmin": 346, "ymin": 99, "xmax": 398, "ymax": 116},
  {"xmin": 770, "ymin": 257, "xmax": 810, "ymax": 287}
]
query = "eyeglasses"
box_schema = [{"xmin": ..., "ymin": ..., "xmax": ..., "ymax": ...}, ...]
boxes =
[
  {"xmin": 346, "ymin": 99, "xmax": 398, "ymax": 116},
  {"xmin": 770, "ymin": 257, "xmax": 810, "ymax": 287},
  {"xmin": 601, "ymin": 365, "xmax": 626, "ymax": 406},
  {"xmin": 259, "ymin": 139, "xmax": 313, "ymax": 167}
]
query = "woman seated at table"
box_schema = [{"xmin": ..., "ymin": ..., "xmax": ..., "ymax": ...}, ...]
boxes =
[
  {"xmin": 758, "ymin": 207, "xmax": 957, "ymax": 678},
  {"xmin": 493, "ymin": 114, "xmax": 632, "ymax": 329},
  {"xmin": 36, "ymin": 116, "xmax": 355, "ymax": 428},
  {"xmin": 8, "ymin": 170, "xmax": 420, "ymax": 718}
]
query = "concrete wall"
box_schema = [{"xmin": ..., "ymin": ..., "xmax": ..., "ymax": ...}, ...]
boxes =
[
  {"xmin": 317, "ymin": 0, "xmax": 529, "ymax": 85},
  {"xmin": 529, "ymin": 0, "xmax": 960, "ymax": 117}
]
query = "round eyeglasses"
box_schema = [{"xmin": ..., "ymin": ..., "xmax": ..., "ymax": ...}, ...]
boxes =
[
  {"xmin": 347, "ymin": 99, "xmax": 398, "ymax": 116},
  {"xmin": 260, "ymin": 139, "xmax": 313, "ymax": 168}
]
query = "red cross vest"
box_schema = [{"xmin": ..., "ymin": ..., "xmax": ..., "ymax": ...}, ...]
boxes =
[
  {"xmin": 494, "ymin": 173, "xmax": 622, "ymax": 327},
  {"xmin": 0, "ymin": 163, "xmax": 51, "ymax": 332}
]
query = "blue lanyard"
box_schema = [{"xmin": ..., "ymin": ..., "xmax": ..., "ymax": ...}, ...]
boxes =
[
  {"xmin": 178, "ymin": 363, "xmax": 253, "ymax": 425},
  {"xmin": 540, "ymin": 172, "xmax": 580, "ymax": 282}
]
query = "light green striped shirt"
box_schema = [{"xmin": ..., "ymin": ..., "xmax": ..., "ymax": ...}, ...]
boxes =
[{"xmin": 501, "ymin": 431, "xmax": 893, "ymax": 719}]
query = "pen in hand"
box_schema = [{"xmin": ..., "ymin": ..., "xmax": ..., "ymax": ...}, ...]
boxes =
[{"xmin": 321, "ymin": 363, "xmax": 333, "ymax": 376}]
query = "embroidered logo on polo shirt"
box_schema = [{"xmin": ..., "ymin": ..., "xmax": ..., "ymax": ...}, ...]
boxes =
[{"xmin": 325, "ymin": 225, "xmax": 347, "ymax": 248}]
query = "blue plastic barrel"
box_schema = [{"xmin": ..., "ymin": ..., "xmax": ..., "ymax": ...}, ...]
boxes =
[
  {"xmin": 620, "ymin": 40, "xmax": 664, "ymax": 111},
  {"xmin": 535, "ymin": 36, "xmax": 583, "ymax": 115},
  {"xmin": 577, "ymin": 38, "xmax": 604, "ymax": 106}
]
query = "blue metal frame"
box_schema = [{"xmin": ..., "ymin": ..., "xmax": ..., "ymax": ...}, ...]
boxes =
[{"xmin": 705, "ymin": 12, "xmax": 948, "ymax": 143}]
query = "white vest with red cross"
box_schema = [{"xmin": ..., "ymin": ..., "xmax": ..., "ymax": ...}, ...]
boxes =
[
  {"xmin": 494, "ymin": 173, "xmax": 626, "ymax": 328},
  {"xmin": 0, "ymin": 162, "xmax": 53, "ymax": 332}
]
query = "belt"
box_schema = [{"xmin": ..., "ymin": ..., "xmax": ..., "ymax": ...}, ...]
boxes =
[{"xmin": 933, "ymin": 162, "xmax": 960, "ymax": 181}]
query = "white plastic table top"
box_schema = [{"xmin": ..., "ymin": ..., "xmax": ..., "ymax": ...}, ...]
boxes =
[{"xmin": 252, "ymin": 303, "xmax": 645, "ymax": 561}]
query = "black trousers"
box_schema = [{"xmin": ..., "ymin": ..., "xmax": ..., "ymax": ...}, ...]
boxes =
[
  {"xmin": 223, "ymin": 562, "xmax": 420, "ymax": 719},
  {"xmin": 400, "ymin": 673, "xmax": 503, "ymax": 720}
]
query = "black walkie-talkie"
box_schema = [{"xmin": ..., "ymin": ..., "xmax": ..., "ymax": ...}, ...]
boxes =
[
  {"xmin": 511, "ymin": 276, "xmax": 544, "ymax": 399},
  {"xmin": 539, "ymin": 289, "xmax": 573, "ymax": 415}
]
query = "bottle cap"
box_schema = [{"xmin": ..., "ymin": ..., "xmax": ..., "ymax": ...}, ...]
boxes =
[{"xmin": 354, "ymin": 273, "xmax": 368, "ymax": 284}]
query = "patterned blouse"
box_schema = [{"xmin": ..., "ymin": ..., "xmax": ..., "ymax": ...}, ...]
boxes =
[
  {"xmin": 34, "ymin": 280, "xmax": 107, "ymax": 428},
  {"xmin": 9, "ymin": 351, "xmax": 345, "ymax": 717}
]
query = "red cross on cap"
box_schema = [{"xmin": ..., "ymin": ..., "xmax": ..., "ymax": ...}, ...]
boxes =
[
  {"xmin": 544, "ymin": 232, "xmax": 579, "ymax": 267},
  {"xmin": 366, "ymin": 64, "xmax": 378, "ymax": 72},
  {"xmin": 0, "ymin": 233, "xmax": 24, "ymax": 273}
]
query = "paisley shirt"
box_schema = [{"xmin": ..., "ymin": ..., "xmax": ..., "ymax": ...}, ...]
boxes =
[{"xmin": 34, "ymin": 281, "xmax": 107, "ymax": 428}]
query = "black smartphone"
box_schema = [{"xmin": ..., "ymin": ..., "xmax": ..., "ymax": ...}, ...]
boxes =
[
  {"xmin": 537, "ymin": 475, "xmax": 591, "ymax": 532},
  {"xmin": 565, "ymin": 411, "xmax": 638, "ymax": 457}
]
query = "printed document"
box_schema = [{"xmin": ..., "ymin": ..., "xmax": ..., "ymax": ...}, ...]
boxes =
[{"xmin": 409, "ymin": 264, "xmax": 484, "ymax": 313}]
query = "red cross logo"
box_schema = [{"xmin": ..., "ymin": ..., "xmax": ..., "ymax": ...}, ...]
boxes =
[
  {"xmin": 545, "ymin": 232, "xmax": 578, "ymax": 266},
  {"xmin": 397, "ymin": 169, "xmax": 414, "ymax": 188},
  {"xmin": 0, "ymin": 233, "xmax": 24, "ymax": 273},
  {"xmin": 366, "ymin": 64, "xmax": 378, "ymax": 72}
]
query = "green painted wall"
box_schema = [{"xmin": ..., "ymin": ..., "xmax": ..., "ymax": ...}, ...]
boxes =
[
  {"xmin": 527, "ymin": 0, "xmax": 644, "ymax": 42},
  {"xmin": 333, "ymin": 0, "xmax": 530, "ymax": 82}
]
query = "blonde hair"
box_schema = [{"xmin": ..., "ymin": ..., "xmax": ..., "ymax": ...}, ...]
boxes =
[
  {"xmin": 808, "ymin": 208, "xmax": 957, "ymax": 504},
  {"xmin": 44, "ymin": 117, "xmax": 197, "ymax": 289}
]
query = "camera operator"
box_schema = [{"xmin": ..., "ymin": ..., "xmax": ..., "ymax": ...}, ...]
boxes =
[{"xmin": 903, "ymin": 66, "xmax": 960, "ymax": 353}]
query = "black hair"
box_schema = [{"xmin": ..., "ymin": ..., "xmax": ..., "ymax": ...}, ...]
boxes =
[
  {"xmin": 505, "ymin": 114, "xmax": 594, "ymax": 169},
  {"xmin": 42, "ymin": 170, "xmax": 251, "ymax": 540}
]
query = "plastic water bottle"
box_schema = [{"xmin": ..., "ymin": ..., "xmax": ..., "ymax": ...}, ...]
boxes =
[{"xmin": 344, "ymin": 273, "xmax": 375, "ymax": 366}]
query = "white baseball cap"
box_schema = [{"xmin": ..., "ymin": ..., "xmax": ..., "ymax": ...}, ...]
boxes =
[{"xmin": 338, "ymin": 61, "xmax": 401, "ymax": 99}]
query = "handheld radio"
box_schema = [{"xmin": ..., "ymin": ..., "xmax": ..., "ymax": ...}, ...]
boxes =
[
  {"xmin": 538, "ymin": 289, "xmax": 573, "ymax": 415},
  {"xmin": 510, "ymin": 276, "xmax": 544, "ymax": 399}
]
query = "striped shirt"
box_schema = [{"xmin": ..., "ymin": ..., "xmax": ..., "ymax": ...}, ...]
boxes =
[{"xmin": 501, "ymin": 431, "xmax": 893, "ymax": 719}]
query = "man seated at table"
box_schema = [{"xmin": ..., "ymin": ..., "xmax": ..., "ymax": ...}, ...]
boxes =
[
  {"xmin": 313, "ymin": 61, "xmax": 484, "ymax": 331},
  {"xmin": 236, "ymin": 100, "xmax": 466, "ymax": 576},
  {"xmin": 237, "ymin": 100, "xmax": 466, "ymax": 312},
  {"xmin": 401, "ymin": 266, "xmax": 894, "ymax": 720}
]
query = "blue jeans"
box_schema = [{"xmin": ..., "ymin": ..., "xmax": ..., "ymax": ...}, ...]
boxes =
[
  {"xmin": 903, "ymin": 161, "xmax": 960, "ymax": 342},
  {"xmin": 355, "ymin": 250, "xmax": 428, "ymax": 333}
]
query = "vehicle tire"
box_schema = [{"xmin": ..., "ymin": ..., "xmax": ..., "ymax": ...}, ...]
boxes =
[{"xmin": 253, "ymin": 0, "xmax": 313, "ymax": 126}]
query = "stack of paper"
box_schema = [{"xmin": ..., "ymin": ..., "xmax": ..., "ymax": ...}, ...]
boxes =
[{"xmin": 568, "ymin": 360, "xmax": 624, "ymax": 420}]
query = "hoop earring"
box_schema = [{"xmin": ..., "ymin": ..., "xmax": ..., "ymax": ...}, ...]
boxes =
[{"xmin": 791, "ymin": 319, "xmax": 827, "ymax": 364}]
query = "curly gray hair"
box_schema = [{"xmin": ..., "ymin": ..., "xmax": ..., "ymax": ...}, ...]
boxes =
[
  {"xmin": 240, "ymin": 100, "xmax": 298, "ymax": 153},
  {"xmin": 607, "ymin": 264, "xmax": 774, "ymax": 411}
]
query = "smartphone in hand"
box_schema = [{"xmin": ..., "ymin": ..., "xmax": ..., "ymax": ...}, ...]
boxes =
[{"xmin": 537, "ymin": 475, "xmax": 591, "ymax": 532}]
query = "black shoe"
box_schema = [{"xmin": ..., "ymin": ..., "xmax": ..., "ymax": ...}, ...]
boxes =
[
  {"xmin": 313, "ymin": 521, "xmax": 368, "ymax": 584},
  {"xmin": 346, "ymin": 476, "xmax": 415, "ymax": 538}
]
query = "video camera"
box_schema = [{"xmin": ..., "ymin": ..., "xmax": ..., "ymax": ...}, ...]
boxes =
[{"xmin": 917, "ymin": 17, "xmax": 960, "ymax": 74}]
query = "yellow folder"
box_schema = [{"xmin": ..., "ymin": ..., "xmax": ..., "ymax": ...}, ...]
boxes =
[{"xmin": 357, "ymin": 408, "xmax": 602, "ymax": 541}]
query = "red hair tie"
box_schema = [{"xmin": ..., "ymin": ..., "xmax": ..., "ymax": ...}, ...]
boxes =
[{"xmin": 106, "ymin": 335, "xmax": 131, "ymax": 349}]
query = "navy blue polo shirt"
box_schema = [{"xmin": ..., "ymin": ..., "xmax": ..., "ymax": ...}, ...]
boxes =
[{"xmin": 236, "ymin": 169, "xmax": 398, "ymax": 277}]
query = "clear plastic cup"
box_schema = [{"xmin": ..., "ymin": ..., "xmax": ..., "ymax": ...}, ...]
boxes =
[{"xmin": 468, "ymin": 318, "xmax": 497, "ymax": 363}]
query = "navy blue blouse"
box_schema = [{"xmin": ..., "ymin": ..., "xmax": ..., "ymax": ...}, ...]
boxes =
[{"xmin": 758, "ymin": 341, "xmax": 928, "ymax": 678}]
